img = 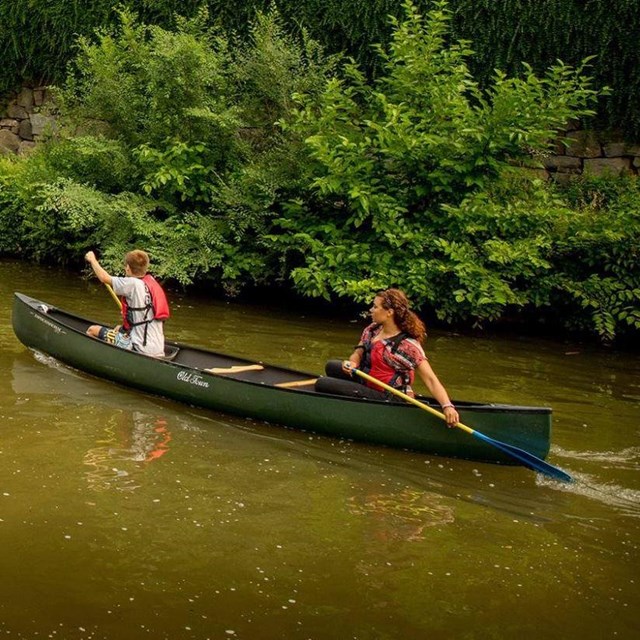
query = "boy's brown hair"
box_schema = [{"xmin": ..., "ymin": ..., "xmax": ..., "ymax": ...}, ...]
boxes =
[{"xmin": 125, "ymin": 250, "xmax": 150, "ymax": 277}]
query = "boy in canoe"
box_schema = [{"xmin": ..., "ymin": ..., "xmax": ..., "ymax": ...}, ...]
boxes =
[{"xmin": 84, "ymin": 249, "xmax": 170, "ymax": 358}]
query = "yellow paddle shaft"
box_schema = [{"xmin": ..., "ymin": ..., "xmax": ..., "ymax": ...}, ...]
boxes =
[
  {"xmin": 105, "ymin": 283, "xmax": 123, "ymax": 311},
  {"xmin": 350, "ymin": 367, "xmax": 474, "ymax": 435}
]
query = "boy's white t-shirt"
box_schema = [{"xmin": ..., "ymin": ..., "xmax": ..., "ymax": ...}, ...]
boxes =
[{"xmin": 111, "ymin": 276, "xmax": 165, "ymax": 357}]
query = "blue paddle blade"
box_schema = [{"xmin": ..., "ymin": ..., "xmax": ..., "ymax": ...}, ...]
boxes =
[{"xmin": 472, "ymin": 431, "xmax": 573, "ymax": 483}]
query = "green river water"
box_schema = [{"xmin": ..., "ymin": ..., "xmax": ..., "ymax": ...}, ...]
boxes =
[{"xmin": 0, "ymin": 259, "xmax": 638, "ymax": 640}]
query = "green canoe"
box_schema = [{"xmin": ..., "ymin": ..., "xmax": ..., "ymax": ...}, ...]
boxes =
[{"xmin": 12, "ymin": 292, "xmax": 552, "ymax": 464}]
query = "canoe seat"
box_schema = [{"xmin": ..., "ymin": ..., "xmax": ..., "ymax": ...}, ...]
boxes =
[
  {"xmin": 205, "ymin": 364, "xmax": 264, "ymax": 374},
  {"xmin": 315, "ymin": 375, "xmax": 391, "ymax": 400},
  {"xmin": 161, "ymin": 345, "xmax": 180, "ymax": 361},
  {"xmin": 275, "ymin": 378, "xmax": 318, "ymax": 388}
]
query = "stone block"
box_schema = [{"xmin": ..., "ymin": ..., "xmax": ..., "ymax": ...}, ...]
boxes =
[
  {"xmin": 33, "ymin": 88, "xmax": 47, "ymax": 106},
  {"xmin": 7, "ymin": 104, "xmax": 28, "ymax": 119},
  {"xmin": 34, "ymin": 87, "xmax": 55, "ymax": 108},
  {"xmin": 0, "ymin": 129, "xmax": 21, "ymax": 153},
  {"xmin": 551, "ymin": 172, "xmax": 573, "ymax": 185},
  {"xmin": 565, "ymin": 130, "xmax": 602, "ymax": 158},
  {"xmin": 603, "ymin": 142, "xmax": 640, "ymax": 157},
  {"xmin": 603, "ymin": 142, "xmax": 627, "ymax": 157},
  {"xmin": 583, "ymin": 157, "xmax": 632, "ymax": 176},
  {"xmin": 0, "ymin": 118, "xmax": 20, "ymax": 133},
  {"xmin": 19, "ymin": 119, "xmax": 33, "ymax": 140},
  {"xmin": 542, "ymin": 155, "xmax": 582, "ymax": 172},
  {"xmin": 31, "ymin": 113, "xmax": 57, "ymax": 136},
  {"xmin": 17, "ymin": 87, "xmax": 34, "ymax": 110},
  {"xmin": 18, "ymin": 140, "xmax": 36, "ymax": 155}
]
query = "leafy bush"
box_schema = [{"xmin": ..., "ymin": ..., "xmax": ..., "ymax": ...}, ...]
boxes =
[
  {"xmin": 60, "ymin": 9, "xmax": 241, "ymax": 156},
  {"xmin": 275, "ymin": 2, "xmax": 601, "ymax": 309},
  {"xmin": 550, "ymin": 176, "xmax": 640, "ymax": 340},
  {"xmin": 1, "ymin": 7, "xmax": 334, "ymax": 293},
  {"xmin": 40, "ymin": 136, "xmax": 137, "ymax": 193},
  {"xmin": 0, "ymin": 156, "xmax": 24, "ymax": 254},
  {"xmin": 2, "ymin": 1, "xmax": 635, "ymax": 137}
]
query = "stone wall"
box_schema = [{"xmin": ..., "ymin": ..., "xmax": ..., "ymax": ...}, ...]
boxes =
[
  {"xmin": 0, "ymin": 87, "xmax": 57, "ymax": 156},
  {"xmin": 542, "ymin": 125, "xmax": 640, "ymax": 181},
  {"xmin": 2, "ymin": 86, "xmax": 640, "ymax": 181}
]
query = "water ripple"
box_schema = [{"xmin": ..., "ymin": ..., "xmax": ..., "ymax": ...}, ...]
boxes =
[
  {"xmin": 551, "ymin": 445, "xmax": 640, "ymax": 469},
  {"xmin": 538, "ymin": 470, "xmax": 640, "ymax": 518}
]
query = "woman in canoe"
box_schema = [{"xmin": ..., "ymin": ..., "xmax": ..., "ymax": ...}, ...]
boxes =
[{"xmin": 317, "ymin": 288, "xmax": 459, "ymax": 427}]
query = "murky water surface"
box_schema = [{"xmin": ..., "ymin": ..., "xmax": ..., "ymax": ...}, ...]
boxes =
[{"xmin": 1, "ymin": 260, "xmax": 638, "ymax": 639}]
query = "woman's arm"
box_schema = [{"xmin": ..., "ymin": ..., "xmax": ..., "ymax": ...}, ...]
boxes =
[
  {"xmin": 343, "ymin": 325, "xmax": 374, "ymax": 374},
  {"xmin": 342, "ymin": 347, "xmax": 363, "ymax": 374},
  {"xmin": 415, "ymin": 360, "xmax": 459, "ymax": 426}
]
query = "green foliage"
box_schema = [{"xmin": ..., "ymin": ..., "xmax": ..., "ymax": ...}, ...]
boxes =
[
  {"xmin": 0, "ymin": 156, "xmax": 25, "ymax": 254},
  {"xmin": 26, "ymin": 179, "xmax": 148, "ymax": 263},
  {"xmin": 0, "ymin": 7, "xmax": 334, "ymax": 294},
  {"xmin": 276, "ymin": 2, "xmax": 602, "ymax": 316},
  {"xmin": 134, "ymin": 140, "xmax": 219, "ymax": 204},
  {"xmin": 60, "ymin": 8, "xmax": 240, "ymax": 151},
  {"xmin": 231, "ymin": 10, "xmax": 334, "ymax": 133},
  {"xmin": 1, "ymin": 1, "xmax": 636, "ymax": 137},
  {"xmin": 0, "ymin": 0, "xmax": 114, "ymax": 93},
  {"xmin": 448, "ymin": 0, "xmax": 640, "ymax": 140},
  {"xmin": 549, "ymin": 176, "xmax": 640, "ymax": 341},
  {"xmin": 40, "ymin": 136, "xmax": 137, "ymax": 193},
  {"xmin": 0, "ymin": 149, "xmax": 266, "ymax": 287},
  {"xmin": 0, "ymin": 1, "xmax": 637, "ymax": 343}
]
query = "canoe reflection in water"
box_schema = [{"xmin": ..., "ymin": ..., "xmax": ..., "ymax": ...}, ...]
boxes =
[{"xmin": 84, "ymin": 412, "xmax": 171, "ymax": 492}]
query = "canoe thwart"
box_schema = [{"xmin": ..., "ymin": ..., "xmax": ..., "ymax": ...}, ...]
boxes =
[
  {"xmin": 205, "ymin": 364, "xmax": 264, "ymax": 374},
  {"xmin": 275, "ymin": 378, "xmax": 318, "ymax": 388}
]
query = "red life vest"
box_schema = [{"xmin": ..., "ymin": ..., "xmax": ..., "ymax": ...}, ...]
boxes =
[
  {"xmin": 358, "ymin": 324, "xmax": 417, "ymax": 392},
  {"xmin": 121, "ymin": 274, "xmax": 170, "ymax": 331}
]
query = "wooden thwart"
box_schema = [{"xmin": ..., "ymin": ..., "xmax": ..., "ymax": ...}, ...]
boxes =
[
  {"xmin": 205, "ymin": 364, "xmax": 264, "ymax": 374},
  {"xmin": 275, "ymin": 378, "xmax": 318, "ymax": 388}
]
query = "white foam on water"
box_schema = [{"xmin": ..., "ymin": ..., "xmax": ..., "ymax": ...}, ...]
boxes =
[
  {"xmin": 538, "ymin": 469, "xmax": 640, "ymax": 518},
  {"xmin": 551, "ymin": 444, "xmax": 640, "ymax": 470}
]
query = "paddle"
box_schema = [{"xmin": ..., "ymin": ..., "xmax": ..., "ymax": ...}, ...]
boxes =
[
  {"xmin": 349, "ymin": 366, "xmax": 573, "ymax": 483},
  {"xmin": 105, "ymin": 282, "xmax": 122, "ymax": 311}
]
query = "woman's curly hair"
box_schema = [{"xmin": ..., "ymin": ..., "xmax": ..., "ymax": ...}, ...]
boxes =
[{"xmin": 377, "ymin": 288, "xmax": 426, "ymax": 343}]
